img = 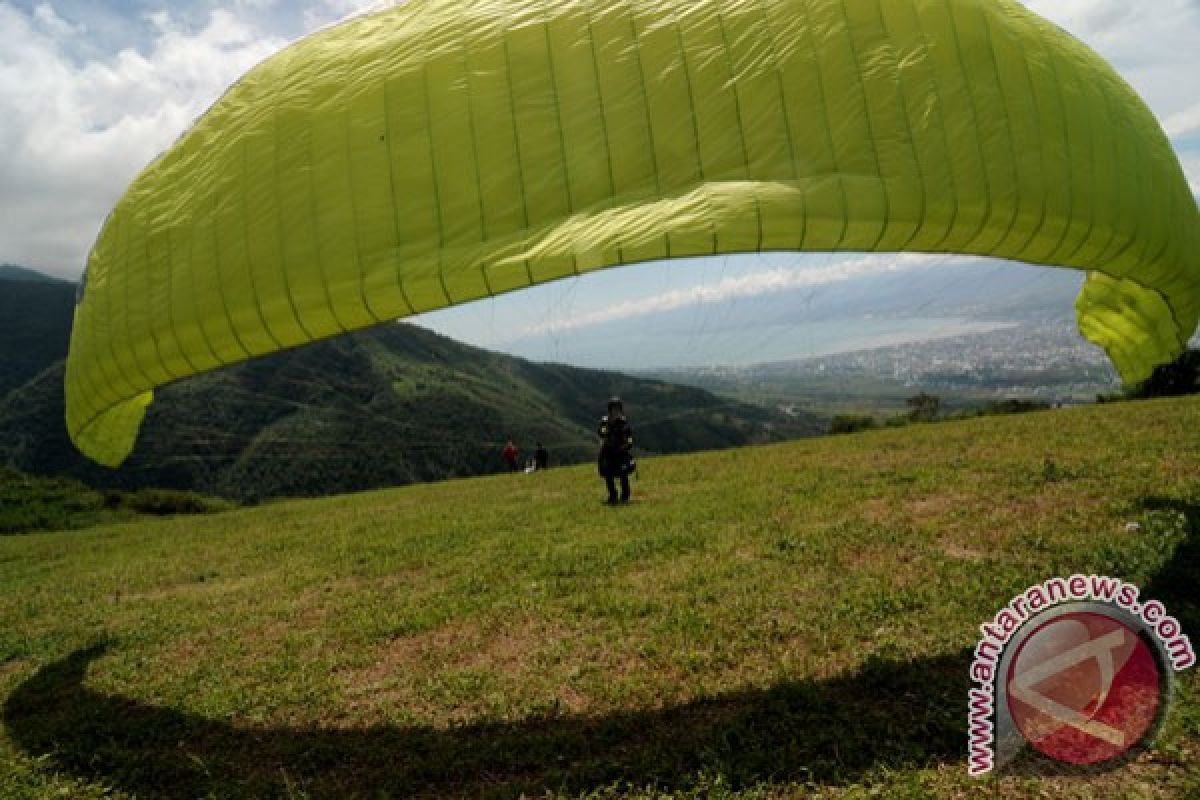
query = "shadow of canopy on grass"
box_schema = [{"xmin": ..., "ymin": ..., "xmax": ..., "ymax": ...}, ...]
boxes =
[
  {"xmin": 1137, "ymin": 496, "xmax": 1200, "ymax": 634},
  {"xmin": 4, "ymin": 643, "xmax": 968, "ymax": 798},
  {"xmin": 5, "ymin": 495, "xmax": 1196, "ymax": 798}
]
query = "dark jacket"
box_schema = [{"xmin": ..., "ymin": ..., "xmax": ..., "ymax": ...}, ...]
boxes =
[{"xmin": 597, "ymin": 414, "xmax": 635, "ymax": 477}]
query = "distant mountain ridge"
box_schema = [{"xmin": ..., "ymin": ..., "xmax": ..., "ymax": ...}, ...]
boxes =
[
  {"xmin": 0, "ymin": 277, "xmax": 75, "ymax": 398},
  {"xmin": 0, "ymin": 265, "xmax": 65, "ymax": 283},
  {"xmin": 0, "ymin": 271, "xmax": 822, "ymax": 501}
]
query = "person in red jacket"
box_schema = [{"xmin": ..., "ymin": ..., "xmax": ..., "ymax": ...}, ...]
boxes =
[{"xmin": 501, "ymin": 438, "xmax": 520, "ymax": 472}]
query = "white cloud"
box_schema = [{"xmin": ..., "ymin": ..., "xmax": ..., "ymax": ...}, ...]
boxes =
[
  {"xmin": 1023, "ymin": 0, "xmax": 1133, "ymax": 41},
  {"xmin": 300, "ymin": 0, "xmax": 392, "ymax": 33},
  {"xmin": 32, "ymin": 3, "xmax": 81, "ymax": 38},
  {"xmin": 1165, "ymin": 103, "xmax": 1200, "ymax": 139},
  {"xmin": 519, "ymin": 254, "xmax": 937, "ymax": 337},
  {"xmin": 0, "ymin": 4, "xmax": 286, "ymax": 278},
  {"xmin": 1181, "ymin": 153, "xmax": 1200, "ymax": 197}
]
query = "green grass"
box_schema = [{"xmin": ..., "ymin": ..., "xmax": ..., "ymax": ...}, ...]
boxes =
[{"xmin": 1, "ymin": 397, "xmax": 1198, "ymax": 798}]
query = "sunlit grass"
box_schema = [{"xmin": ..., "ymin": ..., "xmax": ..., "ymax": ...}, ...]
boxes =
[{"xmin": 1, "ymin": 396, "xmax": 1198, "ymax": 798}]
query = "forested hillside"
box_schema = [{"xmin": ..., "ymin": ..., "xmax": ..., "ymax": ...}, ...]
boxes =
[{"xmin": 0, "ymin": 271, "xmax": 822, "ymax": 501}]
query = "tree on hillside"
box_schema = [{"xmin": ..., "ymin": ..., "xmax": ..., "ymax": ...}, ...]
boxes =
[
  {"xmin": 906, "ymin": 392, "xmax": 941, "ymax": 422},
  {"xmin": 830, "ymin": 415, "xmax": 878, "ymax": 435},
  {"xmin": 1131, "ymin": 349, "xmax": 1200, "ymax": 399}
]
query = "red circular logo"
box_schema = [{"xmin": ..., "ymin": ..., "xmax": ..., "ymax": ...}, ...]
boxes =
[{"xmin": 1006, "ymin": 611, "xmax": 1163, "ymax": 765}]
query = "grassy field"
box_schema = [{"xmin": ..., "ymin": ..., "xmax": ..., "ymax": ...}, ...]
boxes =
[{"xmin": 1, "ymin": 396, "xmax": 1198, "ymax": 799}]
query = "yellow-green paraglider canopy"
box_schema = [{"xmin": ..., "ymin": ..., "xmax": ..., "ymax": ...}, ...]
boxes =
[{"xmin": 67, "ymin": 0, "xmax": 1200, "ymax": 466}]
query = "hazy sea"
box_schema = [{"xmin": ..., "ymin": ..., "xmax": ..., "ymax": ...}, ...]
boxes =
[{"xmin": 508, "ymin": 316, "xmax": 1021, "ymax": 370}]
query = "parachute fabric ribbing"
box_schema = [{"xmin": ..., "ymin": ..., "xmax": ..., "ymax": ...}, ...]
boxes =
[{"xmin": 67, "ymin": 0, "xmax": 1200, "ymax": 466}]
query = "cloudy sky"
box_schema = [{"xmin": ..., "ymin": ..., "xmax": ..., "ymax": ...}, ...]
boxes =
[{"xmin": 2, "ymin": 0, "xmax": 1198, "ymax": 365}]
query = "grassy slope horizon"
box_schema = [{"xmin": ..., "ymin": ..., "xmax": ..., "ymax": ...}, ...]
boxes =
[{"xmin": 1, "ymin": 396, "xmax": 1198, "ymax": 798}]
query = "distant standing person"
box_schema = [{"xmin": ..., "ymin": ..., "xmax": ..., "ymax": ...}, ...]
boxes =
[
  {"xmin": 534, "ymin": 442, "xmax": 549, "ymax": 471},
  {"xmin": 502, "ymin": 438, "xmax": 520, "ymax": 472},
  {"xmin": 598, "ymin": 397, "xmax": 635, "ymax": 505}
]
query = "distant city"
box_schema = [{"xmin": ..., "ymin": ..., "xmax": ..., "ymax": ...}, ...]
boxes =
[
  {"xmin": 782, "ymin": 321, "xmax": 1118, "ymax": 397},
  {"xmin": 650, "ymin": 319, "xmax": 1132, "ymax": 414}
]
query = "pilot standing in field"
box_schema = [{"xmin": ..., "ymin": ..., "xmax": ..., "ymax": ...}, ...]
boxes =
[{"xmin": 598, "ymin": 397, "xmax": 635, "ymax": 505}]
